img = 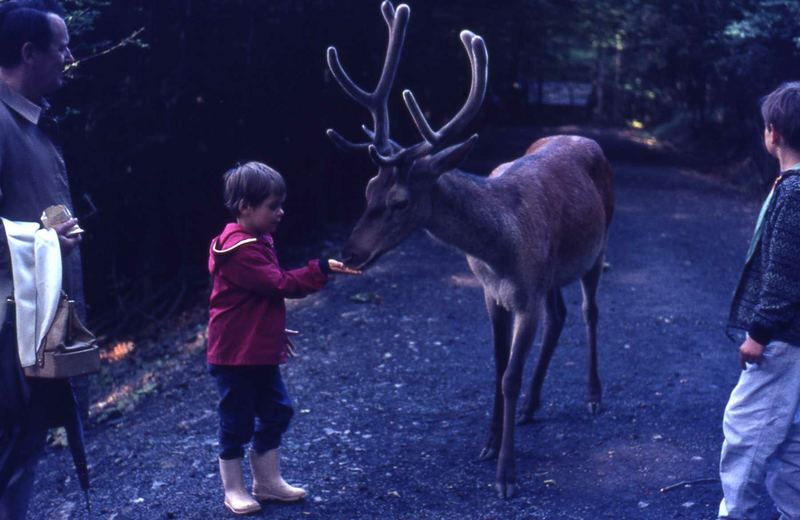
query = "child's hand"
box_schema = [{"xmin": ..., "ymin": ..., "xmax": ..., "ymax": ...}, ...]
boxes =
[
  {"xmin": 739, "ymin": 336, "xmax": 765, "ymax": 369},
  {"xmin": 327, "ymin": 259, "xmax": 362, "ymax": 275},
  {"xmin": 285, "ymin": 329, "xmax": 299, "ymax": 357}
]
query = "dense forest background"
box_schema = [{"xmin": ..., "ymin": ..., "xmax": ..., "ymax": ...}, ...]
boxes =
[{"xmin": 38, "ymin": 0, "xmax": 800, "ymax": 331}]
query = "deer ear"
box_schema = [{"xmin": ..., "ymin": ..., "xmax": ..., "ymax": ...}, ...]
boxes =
[{"xmin": 429, "ymin": 134, "xmax": 479, "ymax": 174}]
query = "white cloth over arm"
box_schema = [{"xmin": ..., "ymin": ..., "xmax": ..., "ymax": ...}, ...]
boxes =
[{"xmin": 1, "ymin": 217, "xmax": 61, "ymax": 367}]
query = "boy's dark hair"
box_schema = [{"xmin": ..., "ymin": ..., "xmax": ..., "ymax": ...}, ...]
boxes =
[
  {"xmin": 223, "ymin": 161, "xmax": 286, "ymax": 217},
  {"xmin": 0, "ymin": 0, "xmax": 64, "ymax": 68},
  {"xmin": 761, "ymin": 81, "xmax": 800, "ymax": 152}
]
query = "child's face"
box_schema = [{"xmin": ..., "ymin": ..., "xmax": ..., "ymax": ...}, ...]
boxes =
[{"xmin": 239, "ymin": 194, "xmax": 285, "ymax": 235}]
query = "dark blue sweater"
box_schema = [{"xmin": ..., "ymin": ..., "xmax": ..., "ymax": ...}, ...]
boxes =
[{"xmin": 728, "ymin": 174, "xmax": 800, "ymax": 345}]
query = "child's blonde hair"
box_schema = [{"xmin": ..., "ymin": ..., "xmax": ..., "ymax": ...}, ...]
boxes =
[{"xmin": 223, "ymin": 162, "xmax": 286, "ymax": 217}]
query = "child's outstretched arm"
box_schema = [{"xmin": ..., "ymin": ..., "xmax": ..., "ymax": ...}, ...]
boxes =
[
  {"xmin": 277, "ymin": 259, "xmax": 361, "ymax": 297},
  {"xmin": 222, "ymin": 245, "xmax": 328, "ymax": 298}
]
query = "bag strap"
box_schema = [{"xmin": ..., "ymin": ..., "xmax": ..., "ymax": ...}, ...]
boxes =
[{"xmin": 38, "ymin": 292, "xmax": 69, "ymax": 367}]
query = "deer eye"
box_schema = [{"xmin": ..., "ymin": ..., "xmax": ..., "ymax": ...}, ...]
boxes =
[{"xmin": 389, "ymin": 198, "xmax": 410, "ymax": 212}]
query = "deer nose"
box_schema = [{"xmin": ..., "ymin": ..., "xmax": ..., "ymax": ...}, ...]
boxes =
[{"xmin": 342, "ymin": 244, "xmax": 364, "ymax": 268}]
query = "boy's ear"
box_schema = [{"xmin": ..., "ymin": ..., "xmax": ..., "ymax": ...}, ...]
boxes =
[
  {"xmin": 237, "ymin": 200, "xmax": 250, "ymax": 215},
  {"xmin": 767, "ymin": 124, "xmax": 783, "ymax": 147}
]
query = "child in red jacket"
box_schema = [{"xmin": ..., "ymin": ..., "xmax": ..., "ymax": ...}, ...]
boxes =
[{"xmin": 207, "ymin": 162, "xmax": 356, "ymax": 515}]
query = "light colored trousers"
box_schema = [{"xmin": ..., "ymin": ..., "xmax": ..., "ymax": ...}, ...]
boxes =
[{"xmin": 719, "ymin": 340, "xmax": 800, "ymax": 520}]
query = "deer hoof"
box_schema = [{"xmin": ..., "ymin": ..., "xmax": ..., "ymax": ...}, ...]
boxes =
[
  {"xmin": 478, "ymin": 446, "xmax": 497, "ymax": 461},
  {"xmin": 586, "ymin": 401, "xmax": 601, "ymax": 415},
  {"xmin": 495, "ymin": 481, "xmax": 515, "ymax": 499},
  {"xmin": 495, "ymin": 459, "xmax": 517, "ymax": 499}
]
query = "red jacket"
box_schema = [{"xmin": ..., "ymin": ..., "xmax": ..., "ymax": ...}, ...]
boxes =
[{"xmin": 207, "ymin": 223, "xmax": 327, "ymax": 365}]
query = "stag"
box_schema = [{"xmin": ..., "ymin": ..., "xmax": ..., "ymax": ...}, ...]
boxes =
[{"xmin": 326, "ymin": 2, "xmax": 614, "ymax": 498}]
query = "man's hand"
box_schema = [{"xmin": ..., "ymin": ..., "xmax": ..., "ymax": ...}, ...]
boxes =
[
  {"xmin": 52, "ymin": 218, "xmax": 82, "ymax": 255},
  {"xmin": 327, "ymin": 259, "xmax": 362, "ymax": 275},
  {"xmin": 739, "ymin": 335, "xmax": 765, "ymax": 369}
]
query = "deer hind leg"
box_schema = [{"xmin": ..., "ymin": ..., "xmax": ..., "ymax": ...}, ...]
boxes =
[
  {"xmin": 517, "ymin": 288, "xmax": 566, "ymax": 425},
  {"xmin": 580, "ymin": 256, "xmax": 604, "ymax": 415},
  {"xmin": 496, "ymin": 306, "xmax": 540, "ymax": 499},
  {"xmin": 479, "ymin": 294, "xmax": 512, "ymax": 461}
]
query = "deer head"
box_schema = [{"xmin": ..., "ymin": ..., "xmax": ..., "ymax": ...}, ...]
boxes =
[{"xmin": 327, "ymin": 1, "xmax": 488, "ymax": 269}]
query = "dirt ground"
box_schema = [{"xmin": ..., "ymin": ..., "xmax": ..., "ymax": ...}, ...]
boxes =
[{"xmin": 28, "ymin": 127, "xmax": 780, "ymax": 519}]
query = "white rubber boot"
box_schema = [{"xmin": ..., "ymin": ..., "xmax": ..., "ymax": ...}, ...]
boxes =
[
  {"xmin": 249, "ymin": 448, "xmax": 307, "ymax": 501},
  {"xmin": 219, "ymin": 457, "xmax": 261, "ymax": 515}
]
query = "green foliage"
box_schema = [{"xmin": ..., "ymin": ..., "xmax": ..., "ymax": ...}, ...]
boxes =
[
  {"xmin": 725, "ymin": 1, "xmax": 800, "ymax": 47},
  {"xmin": 501, "ymin": 0, "xmax": 800, "ymax": 163},
  {"xmin": 62, "ymin": 0, "xmax": 108, "ymax": 41},
  {"xmin": 62, "ymin": 0, "xmax": 146, "ymax": 76}
]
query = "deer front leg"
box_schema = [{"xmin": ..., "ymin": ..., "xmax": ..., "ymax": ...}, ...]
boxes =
[
  {"xmin": 518, "ymin": 288, "xmax": 566, "ymax": 425},
  {"xmin": 479, "ymin": 294, "xmax": 511, "ymax": 461},
  {"xmin": 580, "ymin": 257, "xmax": 604, "ymax": 414},
  {"xmin": 496, "ymin": 308, "xmax": 539, "ymax": 499}
]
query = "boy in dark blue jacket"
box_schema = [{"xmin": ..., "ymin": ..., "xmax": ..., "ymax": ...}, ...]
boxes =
[{"xmin": 721, "ymin": 82, "xmax": 800, "ymax": 519}]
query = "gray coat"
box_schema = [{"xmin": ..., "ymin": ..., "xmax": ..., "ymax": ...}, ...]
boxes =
[
  {"xmin": 728, "ymin": 173, "xmax": 800, "ymax": 346},
  {"xmin": 0, "ymin": 80, "xmax": 84, "ymax": 321}
]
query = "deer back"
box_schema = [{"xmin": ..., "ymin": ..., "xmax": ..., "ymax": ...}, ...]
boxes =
[{"xmin": 451, "ymin": 135, "xmax": 613, "ymax": 293}]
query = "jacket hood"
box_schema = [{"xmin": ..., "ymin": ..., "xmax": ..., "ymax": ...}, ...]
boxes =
[{"xmin": 208, "ymin": 223, "xmax": 270, "ymax": 273}]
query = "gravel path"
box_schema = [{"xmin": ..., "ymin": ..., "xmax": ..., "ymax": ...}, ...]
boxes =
[{"xmin": 29, "ymin": 128, "xmax": 778, "ymax": 519}]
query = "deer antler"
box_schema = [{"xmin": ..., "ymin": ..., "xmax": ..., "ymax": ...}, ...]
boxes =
[
  {"xmin": 369, "ymin": 30, "xmax": 488, "ymax": 166},
  {"xmin": 326, "ymin": 1, "xmax": 410, "ymax": 155}
]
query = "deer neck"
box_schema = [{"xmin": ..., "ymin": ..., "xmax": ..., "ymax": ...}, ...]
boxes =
[{"xmin": 425, "ymin": 169, "xmax": 510, "ymax": 266}]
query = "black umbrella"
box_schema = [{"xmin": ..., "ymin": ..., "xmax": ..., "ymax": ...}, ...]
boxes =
[
  {"xmin": 63, "ymin": 400, "xmax": 91, "ymax": 512},
  {"xmin": 27, "ymin": 378, "xmax": 92, "ymax": 513}
]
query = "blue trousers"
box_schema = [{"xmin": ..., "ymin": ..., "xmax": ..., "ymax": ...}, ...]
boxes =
[{"xmin": 209, "ymin": 364, "xmax": 294, "ymax": 460}]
